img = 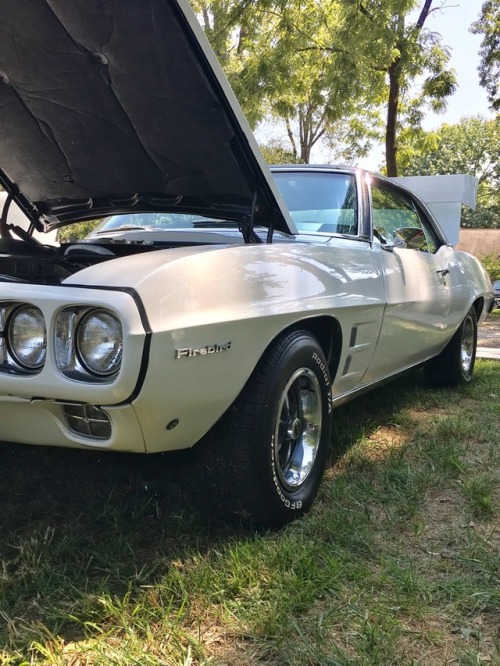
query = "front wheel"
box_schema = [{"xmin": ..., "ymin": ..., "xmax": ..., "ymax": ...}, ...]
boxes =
[
  {"xmin": 425, "ymin": 306, "xmax": 477, "ymax": 388},
  {"xmin": 197, "ymin": 330, "xmax": 333, "ymax": 528}
]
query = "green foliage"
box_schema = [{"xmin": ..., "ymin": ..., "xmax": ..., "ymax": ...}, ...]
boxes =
[
  {"xmin": 233, "ymin": 0, "xmax": 368, "ymax": 162},
  {"xmin": 358, "ymin": 1, "xmax": 458, "ymax": 175},
  {"xmin": 399, "ymin": 115, "xmax": 500, "ymax": 228},
  {"xmin": 190, "ymin": 1, "xmax": 456, "ymax": 170},
  {"xmin": 57, "ymin": 219, "xmax": 101, "ymax": 242},
  {"xmin": 258, "ymin": 140, "xmax": 302, "ymax": 165},
  {"xmin": 471, "ymin": 0, "xmax": 500, "ymax": 111},
  {"xmin": 480, "ymin": 253, "xmax": 500, "ymax": 281}
]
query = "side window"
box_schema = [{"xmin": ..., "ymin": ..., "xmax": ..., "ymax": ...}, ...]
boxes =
[
  {"xmin": 371, "ymin": 183, "xmax": 438, "ymax": 253},
  {"xmin": 273, "ymin": 172, "xmax": 358, "ymax": 235}
]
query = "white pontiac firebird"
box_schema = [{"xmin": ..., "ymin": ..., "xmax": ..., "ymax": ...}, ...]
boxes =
[{"xmin": 0, "ymin": 0, "xmax": 494, "ymax": 527}]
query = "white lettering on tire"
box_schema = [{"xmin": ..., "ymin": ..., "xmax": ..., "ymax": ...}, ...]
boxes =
[
  {"xmin": 312, "ymin": 352, "xmax": 332, "ymax": 413},
  {"xmin": 270, "ymin": 435, "xmax": 302, "ymax": 510}
]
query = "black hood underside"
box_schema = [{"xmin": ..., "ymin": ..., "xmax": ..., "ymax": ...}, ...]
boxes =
[{"xmin": 0, "ymin": 0, "xmax": 292, "ymax": 234}]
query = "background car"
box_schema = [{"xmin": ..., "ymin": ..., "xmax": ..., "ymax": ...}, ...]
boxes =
[{"xmin": 493, "ymin": 279, "xmax": 500, "ymax": 308}]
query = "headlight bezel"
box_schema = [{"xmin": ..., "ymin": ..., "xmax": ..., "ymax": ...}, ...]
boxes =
[
  {"xmin": 7, "ymin": 304, "xmax": 47, "ymax": 370},
  {"xmin": 75, "ymin": 308, "xmax": 123, "ymax": 377},
  {"xmin": 0, "ymin": 302, "xmax": 47, "ymax": 375},
  {"xmin": 55, "ymin": 305, "xmax": 123, "ymax": 382}
]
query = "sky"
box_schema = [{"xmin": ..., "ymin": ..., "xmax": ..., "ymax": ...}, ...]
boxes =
[{"xmin": 416, "ymin": 0, "xmax": 490, "ymax": 129}]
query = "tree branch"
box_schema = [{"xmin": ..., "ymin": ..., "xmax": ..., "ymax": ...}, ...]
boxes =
[
  {"xmin": 416, "ymin": 0, "xmax": 434, "ymax": 30},
  {"xmin": 285, "ymin": 117, "xmax": 298, "ymax": 158},
  {"xmin": 358, "ymin": 2, "xmax": 372, "ymax": 20}
]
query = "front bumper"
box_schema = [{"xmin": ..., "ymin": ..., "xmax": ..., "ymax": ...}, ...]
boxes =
[{"xmin": 0, "ymin": 397, "xmax": 146, "ymax": 452}]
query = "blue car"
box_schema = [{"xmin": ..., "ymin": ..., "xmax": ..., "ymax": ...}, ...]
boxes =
[{"xmin": 494, "ymin": 280, "xmax": 500, "ymax": 309}]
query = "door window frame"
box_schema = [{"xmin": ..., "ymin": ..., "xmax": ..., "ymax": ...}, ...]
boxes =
[{"xmin": 368, "ymin": 177, "xmax": 447, "ymax": 254}]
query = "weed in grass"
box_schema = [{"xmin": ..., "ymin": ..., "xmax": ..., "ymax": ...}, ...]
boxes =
[
  {"xmin": 385, "ymin": 560, "xmax": 434, "ymax": 606},
  {"xmin": 458, "ymin": 644, "xmax": 500, "ymax": 666},
  {"xmin": 0, "ymin": 651, "xmax": 28, "ymax": 666},
  {"xmin": 352, "ymin": 609, "xmax": 402, "ymax": 664},
  {"xmin": 461, "ymin": 475, "xmax": 496, "ymax": 517},
  {"xmin": 418, "ymin": 432, "xmax": 467, "ymax": 479}
]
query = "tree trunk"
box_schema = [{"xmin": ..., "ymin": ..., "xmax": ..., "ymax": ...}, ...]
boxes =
[
  {"xmin": 386, "ymin": 58, "xmax": 400, "ymax": 177},
  {"xmin": 285, "ymin": 117, "xmax": 298, "ymax": 160},
  {"xmin": 385, "ymin": 1, "xmax": 433, "ymax": 176}
]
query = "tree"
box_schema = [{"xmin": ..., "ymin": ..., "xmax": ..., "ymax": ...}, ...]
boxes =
[
  {"xmin": 480, "ymin": 254, "xmax": 500, "ymax": 281},
  {"xmin": 207, "ymin": 0, "xmax": 377, "ymax": 163},
  {"xmin": 471, "ymin": 0, "xmax": 500, "ymax": 111},
  {"xmin": 398, "ymin": 115, "xmax": 500, "ymax": 227},
  {"xmin": 341, "ymin": 1, "xmax": 457, "ymax": 176},
  {"xmin": 258, "ymin": 140, "xmax": 303, "ymax": 165},
  {"xmin": 191, "ymin": 1, "xmax": 456, "ymax": 172}
]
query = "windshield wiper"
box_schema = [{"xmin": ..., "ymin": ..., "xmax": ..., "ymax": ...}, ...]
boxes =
[
  {"xmin": 95, "ymin": 225, "xmax": 155, "ymax": 234},
  {"xmin": 191, "ymin": 220, "xmax": 238, "ymax": 228}
]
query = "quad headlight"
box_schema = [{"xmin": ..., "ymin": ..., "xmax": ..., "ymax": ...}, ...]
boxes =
[
  {"xmin": 0, "ymin": 302, "xmax": 123, "ymax": 381},
  {"xmin": 55, "ymin": 306, "xmax": 123, "ymax": 380},
  {"xmin": 7, "ymin": 305, "xmax": 47, "ymax": 370},
  {"xmin": 76, "ymin": 309, "xmax": 123, "ymax": 376}
]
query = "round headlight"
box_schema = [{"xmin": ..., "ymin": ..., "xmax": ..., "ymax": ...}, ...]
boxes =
[
  {"xmin": 76, "ymin": 309, "xmax": 123, "ymax": 376},
  {"xmin": 8, "ymin": 305, "xmax": 47, "ymax": 369}
]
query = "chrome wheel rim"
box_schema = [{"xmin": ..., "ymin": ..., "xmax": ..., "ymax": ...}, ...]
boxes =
[
  {"xmin": 460, "ymin": 315, "xmax": 475, "ymax": 374},
  {"xmin": 273, "ymin": 368, "xmax": 322, "ymax": 490}
]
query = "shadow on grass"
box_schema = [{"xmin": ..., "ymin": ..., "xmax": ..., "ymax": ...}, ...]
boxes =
[
  {"xmin": 0, "ymin": 367, "xmax": 440, "ymax": 650},
  {"xmin": 330, "ymin": 367, "xmax": 433, "ymax": 457}
]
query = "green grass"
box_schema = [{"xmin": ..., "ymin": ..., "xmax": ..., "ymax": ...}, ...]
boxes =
[
  {"xmin": 1, "ymin": 361, "xmax": 499, "ymax": 665},
  {"xmin": 487, "ymin": 308, "xmax": 500, "ymax": 321}
]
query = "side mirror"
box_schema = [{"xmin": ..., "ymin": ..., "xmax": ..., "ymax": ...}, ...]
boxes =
[{"xmin": 392, "ymin": 227, "xmax": 426, "ymax": 250}]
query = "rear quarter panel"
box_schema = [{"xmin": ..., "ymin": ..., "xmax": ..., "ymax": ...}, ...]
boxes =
[{"xmin": 448, "ymin": 250, "xmax": 493, "ymax": 324}]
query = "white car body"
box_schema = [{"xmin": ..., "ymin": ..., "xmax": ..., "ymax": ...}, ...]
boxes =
[
  {"xmin": 0, "ymin": 165, "xmax": 492, "ymax": 453},
  {"xmin": 0, "ymin": 0, "xmax": 494, "ymax": 525}
]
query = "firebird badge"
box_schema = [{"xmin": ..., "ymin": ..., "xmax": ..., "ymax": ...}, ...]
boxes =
[{"xmin": 175, "ymin": 342, "xmax": 232, "ymax": 359}]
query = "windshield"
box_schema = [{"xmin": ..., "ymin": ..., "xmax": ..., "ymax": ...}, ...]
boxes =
[
  {"xmin": 273, "ymin": 171, "xmax": 358, "ymax": 235},
  {"xmin": 91, "ymin": 171, "xmax": 359, "ymax": 237},
  {"xmin": 92, "ymin": 213, "xmax": 236, "ymax": 234}
]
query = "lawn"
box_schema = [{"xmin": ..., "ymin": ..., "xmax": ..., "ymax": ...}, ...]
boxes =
[{"xmin": 0, "ymin": 360, "xmax": 499, "ymax": 665}]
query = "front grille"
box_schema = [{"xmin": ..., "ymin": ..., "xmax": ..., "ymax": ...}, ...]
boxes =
[{"xmin": 62, "ymin": 403, "xmax": 112, "ymax": 440}]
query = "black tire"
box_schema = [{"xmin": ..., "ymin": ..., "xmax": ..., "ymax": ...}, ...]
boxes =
[
  {"xmin": 197, "ymin": 330, "xmax": 333, "ymax": 528},
  {"xmin": 425, "ymin": 306, "xmax": 477, "ymax": 388}
]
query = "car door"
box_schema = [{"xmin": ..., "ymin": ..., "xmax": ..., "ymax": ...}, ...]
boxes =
[{"xmin": 366, "ymin": 178, "xmax": 452, "ymax": 382}]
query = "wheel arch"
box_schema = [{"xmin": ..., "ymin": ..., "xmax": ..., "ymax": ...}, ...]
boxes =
[
  {"xmin": 271, "ymin": 315, "xmax": 343, "ymax": 384},
  {"xmin": 472, "ymin": 296, "xmax": 485, "ymax": 321}
]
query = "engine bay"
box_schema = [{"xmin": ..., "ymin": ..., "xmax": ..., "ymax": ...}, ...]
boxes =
[{"xmin": 0, "ymin": 238, "xmax": 159, "ymax": 285}]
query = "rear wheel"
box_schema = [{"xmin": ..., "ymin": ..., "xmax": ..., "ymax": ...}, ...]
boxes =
[
  {"xmin": 197, "ymin": 330, "xmax": 332, "ymax": 528},
  {"xmin": 425, "ymin": 306, "xmax": 477, "ymax": 388}
]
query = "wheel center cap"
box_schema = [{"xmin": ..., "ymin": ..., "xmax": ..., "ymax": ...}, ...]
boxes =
[{"xmin": 287, "ymin": 417, "xmax": 303, "ymax": 440}]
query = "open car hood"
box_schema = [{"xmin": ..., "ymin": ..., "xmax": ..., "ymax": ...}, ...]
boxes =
[{"xmin": 0, "ymin": 0, "xmax": 296, "ymax": 236}]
